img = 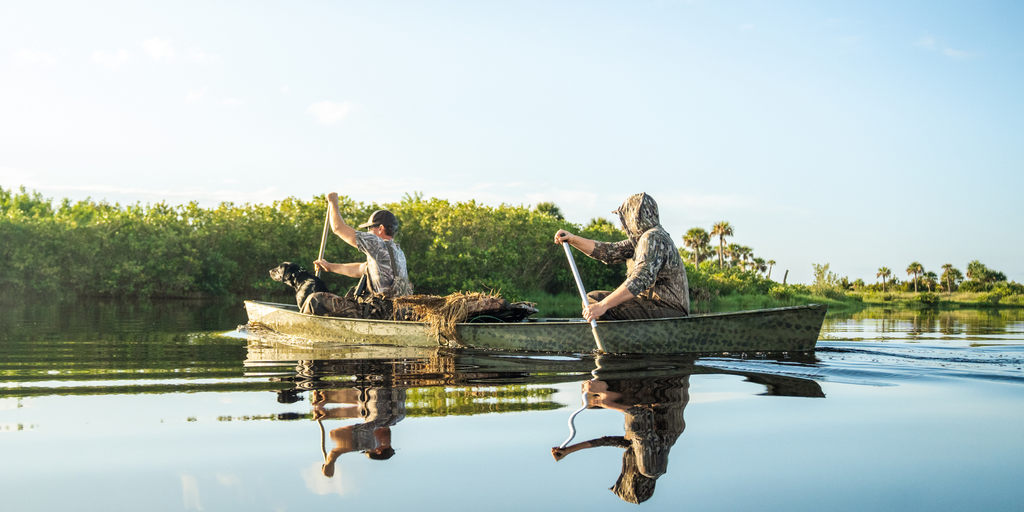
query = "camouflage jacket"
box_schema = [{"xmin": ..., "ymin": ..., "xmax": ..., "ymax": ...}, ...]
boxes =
[
  {"xmin": 355, "ymin": 231, "xmax": 414, "ymax": 297},
  {"xmin": 588, "ymin": 193, "xmax": 690, "ymax": 315}
]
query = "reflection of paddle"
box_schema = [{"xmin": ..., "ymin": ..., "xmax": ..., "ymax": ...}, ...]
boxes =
[
  {"xmin": 556, "ymin": 354, "xmax": 603, "ymax": 450},
  {"xmin": 562, "ymin": 242, "xmax": 605, "ymax": 353},
  {"xmin": 318, "ymin": 418, "xmax": 328, "ymax": 462},
  {"xmin": 315, "ymin": 203, "xmax": 330, "ymax": 278}
]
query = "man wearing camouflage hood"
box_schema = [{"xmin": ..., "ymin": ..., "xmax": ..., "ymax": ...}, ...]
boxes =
[{"xmin": 554, "ymin": 193, "xmax": 689, "ymax": 320}]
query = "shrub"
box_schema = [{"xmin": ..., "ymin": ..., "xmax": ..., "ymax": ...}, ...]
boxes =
[
  {"xmin": 811, "ymin": 263, "xmax": 846, "ymax": 300},
  {"xmin": 685, "ymin": 261, "xmax": 774, "ymax": 298},
  {"xmin": 993, "ymin": 282, "xmax": 1024, "ymax": 295},
  {"xmin": 917, "ymin": 292, "xmax": 940, "ymax": 306},
  {"xmin": 769, "ymin": 284, "xmax": 793, "ymax": 300},
  {"xmin": 976, "ymin": 292, "xmax": 1002, "ymax": 306},
  {"xmin": 958, "ymin": 281, "xmax": 989, "ymax": 293}
]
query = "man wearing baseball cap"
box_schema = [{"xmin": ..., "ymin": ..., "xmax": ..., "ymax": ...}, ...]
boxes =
[{"xmin": 304, "ymin": 192, "xmax": 413, "ymax": 318}]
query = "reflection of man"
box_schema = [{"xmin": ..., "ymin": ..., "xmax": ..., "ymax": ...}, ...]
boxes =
[
  {"xmin": 313, "ymin": 387, "xmax": 407, "ymax": 477},
  {"xmin": 551, "ymin": 376, "xmax": 689, "ymax": 504}
]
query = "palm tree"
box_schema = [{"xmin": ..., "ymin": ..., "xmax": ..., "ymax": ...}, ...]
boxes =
[
  {"xmin": 752, "ymin": 257, "xmax": 767, "ymax": 274},
  {"xmin": 534, "ymin": 202, "xmax": 564, "ymax": 220},
  {"xmin": 906, "ymin": 262, "xmax": 924, "ymax": 292},
  {"xmin": 941, "ymin": 263, "xmax": 955, "ymax": 293},
  {"xmin": 710, "ymin": 221, "xmax": 733, "ymax": 268},
  {"xmin": 697, "ymin": 236, "xmax": 712, "ymax": 264},
  {"xmin": 766, "ymin": 260, "xmax": 776, "ymax": 280},
  {"xmin": 727, "ymin": 243, "xmax": 742, "ymax": 267},
  {"xmin": 949, "ymin": 268, "xmax": 964, "ymax": 290},
  {"xmin": 923, "ymin": 271, "xmax": 938, "ymax": 292},
  {"xmin": 738, "ymin": 246, "xmax": 754, "ymax": 270},
  {"xmin": 966, "ymin": 260, "xmax": 989, "ymax": 282},
  {"xmin": 682, "ymin": 228, "xmax": 710, "ymax": 266},
  {"xmin": 941, "ymin": 266, "xmax": 963, "ymax": 293},
  {"xmin": 877, "ymin": 267, "xmax": 891, "ymax": 292}
]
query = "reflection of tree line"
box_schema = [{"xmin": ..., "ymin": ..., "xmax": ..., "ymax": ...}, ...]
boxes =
[
  {"xmin": 0, "ymin": 299, "xmax": 247, "ymax": 395},
  {"xmin": 824, "ymin": 307, "xmax": 1024, "ymax": 336},
  {"xmin": 269, "ymin": 351, "xmax": 824, "ymax": 504}
]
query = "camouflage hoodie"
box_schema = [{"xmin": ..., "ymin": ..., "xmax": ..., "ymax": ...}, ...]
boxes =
[{"xmin": 589, "ymin": 193, "xmax": 690, "ymax": 315}]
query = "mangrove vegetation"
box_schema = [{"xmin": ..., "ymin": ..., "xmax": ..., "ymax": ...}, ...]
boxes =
[{"xmin": 2, "ymin": 186, "xmax": 1021, "ymax": 312}]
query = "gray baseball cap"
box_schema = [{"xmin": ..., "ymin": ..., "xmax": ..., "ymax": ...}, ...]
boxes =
[{"xmin": 358, "ymin": 210, "xmax": 398, "ymax": 230}]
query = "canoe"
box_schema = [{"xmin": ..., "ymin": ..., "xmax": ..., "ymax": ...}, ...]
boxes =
[{"xmin": 243, "ymin": 300, "xmax": 827, "ymax": 355}]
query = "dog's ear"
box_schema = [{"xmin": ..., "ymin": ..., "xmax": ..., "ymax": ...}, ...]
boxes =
[
  {"xmin": 268, "ymin": 263, "xmax": 288, "ymax": 282},
  {"xmin": 281, "ymin": 262, "xmax": 303, "ymax": 287}
]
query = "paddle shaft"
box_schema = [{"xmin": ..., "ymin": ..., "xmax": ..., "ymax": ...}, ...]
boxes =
[
  {"xmin": 315, "ymin": 204, "xmax": 331, "ymax": 278},
  {"xmin": 561, "ymin": 242, "xmax": 605, "ymax": 352}
]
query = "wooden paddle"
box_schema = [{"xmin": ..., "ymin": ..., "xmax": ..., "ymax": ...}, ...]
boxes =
[
  {"xmin": 315, "ymin": 203, "xmax": 331, "ymax": 278},
  {"xmin": 562, "ymin": 241, "xmax": 605, "ymax": 353}
]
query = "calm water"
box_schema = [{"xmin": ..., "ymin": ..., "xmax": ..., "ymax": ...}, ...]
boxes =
[{"xmin": 2, "ymin": 300, "xmax": 1023, "ymax": 511}]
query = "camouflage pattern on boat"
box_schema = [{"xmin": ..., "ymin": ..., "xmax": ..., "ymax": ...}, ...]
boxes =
[{"xmin": 243, "ymin": 301, "xmax": 826, "ymax": 355}]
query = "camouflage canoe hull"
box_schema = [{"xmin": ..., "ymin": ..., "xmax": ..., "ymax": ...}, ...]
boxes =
[{"xmin": 243, "ymin": 300, "xmax": 826, "ymax": 355}]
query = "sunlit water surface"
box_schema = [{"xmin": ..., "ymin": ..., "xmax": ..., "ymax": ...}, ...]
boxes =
[{"xmin": 2, "ymin": 301, "xmax": 1022, "ymax": 511}]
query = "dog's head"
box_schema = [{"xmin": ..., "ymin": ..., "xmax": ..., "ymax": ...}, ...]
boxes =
[{"xmin": 269, "ymin": 262, "xmax": 309, "ymax": 288}]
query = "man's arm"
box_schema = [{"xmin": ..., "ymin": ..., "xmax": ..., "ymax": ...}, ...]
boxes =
[
  {"xmin": 583, "ymin": 232, "xmax": 665, "ymax": 321},
  {"xmin": 326, "ymin": 192, "xmax": 359, "ymax": 248},
  {"xmin": 583, "ymin": 283, "xmax": 634, "ymax": 322},
  {"xmin": 553, "ymin": 229, "xmax": 596, "ymax": 255}
]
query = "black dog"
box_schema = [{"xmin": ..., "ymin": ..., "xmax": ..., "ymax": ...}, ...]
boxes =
[{"xmin": 269, "ymin": 262, "xmax": 331, "ymax": 309}]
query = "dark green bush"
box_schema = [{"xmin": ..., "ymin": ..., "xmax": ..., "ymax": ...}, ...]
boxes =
[{"xmin": 958, "ymin": 281, "xmax": 990, "ymax": 293}]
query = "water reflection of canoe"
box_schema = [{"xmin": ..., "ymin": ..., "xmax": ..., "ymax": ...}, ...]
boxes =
[
  {"xmin": 244, "ymin": 300, "xmax": 827, "ymax": 354},
  {"xmin": 243, "ymin": 342, "xmax": 826, "ymax": 398}
]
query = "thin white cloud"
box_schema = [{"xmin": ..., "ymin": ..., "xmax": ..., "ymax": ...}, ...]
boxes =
[
  {"xmin": 738, "ymin": 23, "xmax": 755, "ymax": 31},
  {"xmin": 186, "ymin": 86, "xmax": 209, "ymax": 102},
  {"xmin": 215, "ymin": 474, "xmax": 242, "ymax": 487},
  {"xmin": 184, "ymin": 48, "xmax": 220, "ymax": 64},
  {"xmin": 656, "ymin": 193, "xmax": 750, "ymax": 210},
  {"xmin": 281, "ymin": 86, "xmax": 291, "ymax": 95},
  {"xmin": 525, "ymin": 190, "xmax": 600, "ymax": 212},
  {"xmin": 914, "ymin": 36, "xmax": 974, "ymax": 59},
  {"xmin": 914, "ymin": 36, "xmax": 936, "ymax": 48},
  {"xmin": 308, "ymin": 101, "xmax": 356, "ymax": 124},
  {"xmin": 302, "ymin": 462, "xmax": 347, "ymax": 496},
  {"xmin": 942, "ymin": 47, "xmax": 973, "ymax": 59},
  {"xmin": 222, "ymin": 97, "xmax": 248, "ymax": 106},
  {"xmin": 143, "ymin": 38, "xmax": 176, "ymax": 60},
  {"xmin": 93, "ymin": 49, "xmax": 132, "ymax": 69},
  {"xmin": 0, "ymin": 179, "xmax": 284, "ymax": 207},
  {"xmin": 181, "ymin": 474, "xmax": 203, "ymax": 510},
  {"xmin": 12, "ymin": 49, "xmax": 56, "ymax": 66}
]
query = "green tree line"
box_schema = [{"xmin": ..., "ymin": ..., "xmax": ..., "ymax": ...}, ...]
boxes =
[{"xmin": 0, "ymin": 186, "xmax": 625, "ymax": 300}]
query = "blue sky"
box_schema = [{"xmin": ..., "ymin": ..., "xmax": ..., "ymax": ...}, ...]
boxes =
[{"xmin": 2, "ymin": 1, "xmax": 1022, "ymax": 284}]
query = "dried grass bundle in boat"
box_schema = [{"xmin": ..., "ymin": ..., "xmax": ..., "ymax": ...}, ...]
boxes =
[{"xmin": 395, "ymin": 292, "xmax": 510, "ymax": 344}]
